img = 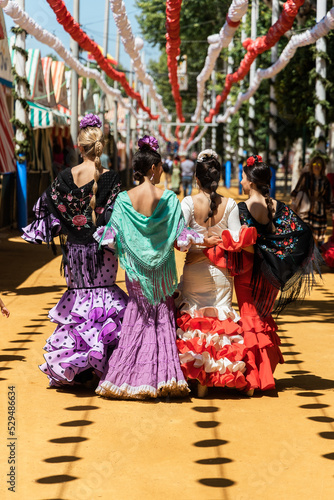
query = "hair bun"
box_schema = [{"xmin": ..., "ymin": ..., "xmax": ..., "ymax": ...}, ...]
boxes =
[
  {"xmin": 138, "ymin": 143, "xmax": 152, "ymax": 152},
  {"xmin": 197, "ymin": 149, "xmax": 219, "ymax": 163},
  {"xmin": 133, "ymin": 170, "xmax": 144, "ymax": 181}
]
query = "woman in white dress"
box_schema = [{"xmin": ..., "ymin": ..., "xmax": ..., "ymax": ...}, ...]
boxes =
[{"xmin": 176, "ymin": 150, "xmax": 256, "ymax": 397}]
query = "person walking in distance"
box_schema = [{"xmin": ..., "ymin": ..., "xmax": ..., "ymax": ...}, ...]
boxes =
[{"xmin": 181, "ymin": 155, "xmax": 195, "ymax": 197}]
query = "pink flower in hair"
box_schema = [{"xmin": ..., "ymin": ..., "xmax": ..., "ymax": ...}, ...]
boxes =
[{"xmin": 138, "ymin": 135, "xmax": 159, "ymax": 151}]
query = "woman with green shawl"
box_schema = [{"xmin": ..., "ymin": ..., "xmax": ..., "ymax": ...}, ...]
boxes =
[{"xmin": 94, "ymin": 136, "xmax": 203, "ymax": 399}]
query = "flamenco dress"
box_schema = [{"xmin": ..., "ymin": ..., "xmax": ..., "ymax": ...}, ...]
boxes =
[
  {"xmin": 94, "ymin": 190, "xmax": 202, "ymax": 399},
  {"xmin": 321, "ymin": 173, "xmax": 334, "ymax": 268},
  {"xmin": 176, "ymin": 197, "xmax": 257, "ymax": 390},
  {"xmin": 21, "ymin": 168, "xmax": 128, "ymax": 387},
  {"xmin": 291, "ymin": 172, "xmax": 332, "ymax": 243},
  {"xmin": 234, "ymin": 201, "xmax": 321, "ymax": 391}
]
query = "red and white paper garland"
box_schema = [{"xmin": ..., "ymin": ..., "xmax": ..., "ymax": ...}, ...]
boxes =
[
  {"xmin": 1, "ymin": 0, "xmax": 138, "ymax": 117},
  {"xmin": 192, "ymin": 0, "xmax": 248, "ymax": 123},
  {"xmin": 45, "ymin": 0, "xmax": 158, "ymax": 119},
  {"xmin": 166, "ymin": 0, "xmax": 185, "ymax": 123},
  {"xmin": 217, "ymin": 8, "xmax": 334, "ymax": 123},
  {"xmin": 205, "ymin": 0, "xmax": 305, "ymax": 123}
]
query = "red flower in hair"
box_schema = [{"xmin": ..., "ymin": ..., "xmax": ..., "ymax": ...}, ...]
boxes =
[
  {"xmin": 246, "ymin": 156, "xmax": 256, "ymax": 166},
  {"xmin": 246, "ymin": 155, "xmax": 263, "ymax": 166}
]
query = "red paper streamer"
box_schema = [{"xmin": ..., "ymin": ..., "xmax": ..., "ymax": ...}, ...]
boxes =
[
  {"xmin": 166, "ymin": 0, "xmax": 185, "ymax": 123},
  {"xmin": 46, "ymin": 0, "xmax": 159, "ymax": 120},
  {"xmin": 205, "ymin": 0, "xmax": 305, "ymax": 123},
  {"xmin": 158, "ymin": 125, "xmax": 170, "ymax": 142},
  {"xmin": 158, "ymin": 124, "xmax": 169, "ymax": 143}
]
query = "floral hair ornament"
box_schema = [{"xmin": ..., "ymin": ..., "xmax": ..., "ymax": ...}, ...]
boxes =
[
  {"xmin": 197, "ymin": 149, "xmax": 219, "ymax": 163},
  {"xmin": 79, "ymin": 113, "xmax": 102, "ymax": 129},
  {"xmin": 246, "ymin": 155, "xmax": 263, "ymax": 167},
  {"xmin": 138, "ymin": 135, "xmax": 159, "ymax": 151}
]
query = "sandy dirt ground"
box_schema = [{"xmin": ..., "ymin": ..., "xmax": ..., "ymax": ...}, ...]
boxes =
[{"xmin": 0, "ymin": 187, "xmax": 333, "ymax": 500}]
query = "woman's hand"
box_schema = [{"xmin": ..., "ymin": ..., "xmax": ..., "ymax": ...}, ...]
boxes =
[
  {"xmin": 1, "ymin": 304, "xmax": 10, "ymax": 318},
  {"xmin": 203, "ymin": 235, "xmax": 222, "ymax": 247}
]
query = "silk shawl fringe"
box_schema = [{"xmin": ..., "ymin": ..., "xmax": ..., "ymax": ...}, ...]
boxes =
[{"xmin": 105, "ymin": 191, "xmax": 184, "ymax": 305}]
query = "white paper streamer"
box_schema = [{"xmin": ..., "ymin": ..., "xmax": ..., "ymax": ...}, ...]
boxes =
[
  {"xmin": 192, "ymin": 0, "xmax": 248, "ymax": 123},
  {"xmin": 217, "ymin": 8, "xmax": 334, "ymax": 124},
  {"xmin": 1, "ymin": 0, "xmax": 138, "ymax": 118},
  {"xmin": 110, "ymin": 0, "xmax": 169, "ymax": 120},
  {"xmin": 186, "ymin": 126, "xmax": 209, "ymax": 151},
  {"xmin": 179, "ymin": 124, "xmax": 191, "ymax": 152}
]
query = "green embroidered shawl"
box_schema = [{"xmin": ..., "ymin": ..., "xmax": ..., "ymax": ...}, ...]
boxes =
[{"xmin": 103, "ymin": 189, "xmax": 184, "ymax": 304}]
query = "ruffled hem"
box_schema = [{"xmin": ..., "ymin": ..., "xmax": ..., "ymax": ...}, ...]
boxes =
[
  {"xmin": 96, "ymin": 378, "xmax": 190, "ymax": 399},
  {"xmin": 221, "ymin": 225, "xmax": 257, "ymax": 251},
  {"xmin": 176, "ymin": 313, "xmax": 248, "ymax": 389},
  {"xmin": 180, "ymin": 360, "xmax": 247, "ymax": 389},
  {"xmin": 177, "ymin": 312, "xmax": 242, "ymax": 334},
  {"xmin": 22, "ymin": 214, "xmax": 61, "ymax": 244},
  {"xmin": 239, "ymin": 316, "xmax": 284, "ymax": 391},
  {"xmin": 93, "ymin": 225, "xmax": 116, "ymax": 247},
  {"xmin": 39, "ymin": 286, "xmax": 128, "ymax": 387},
  {"xmin": 177, "ymin": 328, "xmax": 244, "ymax": 348},
  {"xmin": 203, "ymin": 226, "xmax": 257, "ymax": 268},
  {"xmin": 322, "ymin": 237, "xmax": 334, "ymax": 268},
  {"xmin": 176, "ymin": 226, "xmax": 204, "ymax": 252}
]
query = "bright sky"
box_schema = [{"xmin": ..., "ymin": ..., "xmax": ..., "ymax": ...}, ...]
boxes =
[{"xmin": 3, "ymin": 0, "xmax": 160, "ymax": 70}]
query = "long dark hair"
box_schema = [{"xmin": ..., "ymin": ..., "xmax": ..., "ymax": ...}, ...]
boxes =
[
  {"xmin": 243, "ymin": 155, "xmax": 275, "ymax": 230},
  {"xmin": 132, "ymin": 144, "xmax": 161, "ymax": 182},
  {"xmin": 196, "ymin": 153, "xmax": 220, "ymax": 222}
]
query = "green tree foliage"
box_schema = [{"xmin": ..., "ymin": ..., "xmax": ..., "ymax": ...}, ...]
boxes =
[
  {"xmin": 136, "ymin": 0, "xmax": 334, "ymax": 155},
  {"xmin": 136, "ymin": 0, "xmax": 231, "ymax": 123}
]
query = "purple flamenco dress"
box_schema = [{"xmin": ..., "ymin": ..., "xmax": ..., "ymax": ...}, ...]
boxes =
[
  {"xmin": 94, "ymin": 190, "xmax": 203, "ymax": 399},
  {"xmin": 21, "ymin": 168, "xmax": 128, "ymax": 387}
]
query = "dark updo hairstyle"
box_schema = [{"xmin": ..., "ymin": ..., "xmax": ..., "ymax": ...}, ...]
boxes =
[
  {"xmin": 196, "ymin": 150, "xmax": 221, "ymax": 222},
  {"xmin": 243, "ymin": 155, "xmax": 275, "ymax": 231},
  {"xmin": 132, "ymin": 144, "xmax": 161, "ymax": 182}
]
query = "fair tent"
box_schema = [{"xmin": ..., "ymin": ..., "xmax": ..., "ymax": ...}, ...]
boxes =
[
  {"xmin": 41, "ymin": 57, "xmax": 57, "ymax": 107},
  {"xmin": 25, "ymin": 48, "xmax": 49, "ymax": 107}
]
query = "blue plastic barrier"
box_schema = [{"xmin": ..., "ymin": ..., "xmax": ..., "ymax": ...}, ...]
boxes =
[
  {"xmin": 17, "ymin": 158, "xmax": 27, "ymax": 230},
  {"xmin": 270, "ymin": 166, "xmax": 276, "ymax": 199},
  {"xmin": 225, "ymin": 160, "xmax": 231, "ymax": 189},
  {"xmin": 238, "ymin": 162, "xmax": 243, "ymax": 194}
]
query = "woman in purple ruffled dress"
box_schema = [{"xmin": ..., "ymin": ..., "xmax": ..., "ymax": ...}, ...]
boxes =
[
  {"xmin": 94, "ymin": 136, "xmax": 203, "ymax": 399},
  {"xmin": 22, "ymin": 114, "xmax": 128, "ymax": 387}
]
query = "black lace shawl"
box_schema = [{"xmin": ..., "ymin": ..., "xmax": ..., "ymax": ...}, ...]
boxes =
[
  {"xmin": 44, "ymin": 168, "xmax": 120, "ymax": 244},
  {"xmin": 29, "ymin": 168, "xmax": 120, "ymax": 285},
  {"xmin": 238, "ymin": 201, "xmax": 322, "ymax": 316}
]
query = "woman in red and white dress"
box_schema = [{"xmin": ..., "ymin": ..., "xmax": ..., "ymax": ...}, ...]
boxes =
[
  {"xmin": 176, "ymin": 150, "xmax": 256, "ymax": 397},
  {"xmin": 234, "ymin": 155, "xmax": 321, "ymax": 391}
]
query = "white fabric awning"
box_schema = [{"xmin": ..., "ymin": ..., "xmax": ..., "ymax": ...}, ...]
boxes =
[{"xmin": 28, "ymin": 101, "xmax": 69, "ymax": 129}]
